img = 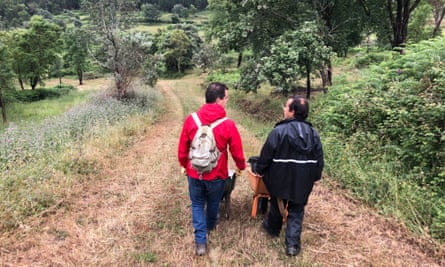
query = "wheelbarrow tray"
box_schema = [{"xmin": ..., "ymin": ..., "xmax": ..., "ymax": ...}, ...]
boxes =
[{"xmin": 247, "ymin": 166, "xmax": 269, "ymax": 195}]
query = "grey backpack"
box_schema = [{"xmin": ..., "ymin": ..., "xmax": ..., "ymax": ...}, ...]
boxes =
[{"xmin": 189, "ymin": 112, "xmax": 227, "ymax": 177}]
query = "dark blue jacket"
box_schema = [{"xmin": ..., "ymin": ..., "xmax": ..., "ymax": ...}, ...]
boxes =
[{"xmin": 253, "ymin": 118, "xmax": 324, "ymax": 204}]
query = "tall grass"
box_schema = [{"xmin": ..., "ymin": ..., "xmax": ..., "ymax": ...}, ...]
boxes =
[
  {"xmin": 0, "ymin": 86, "xmax": 161, "ymax": 230},
  {"xmin": 2, "ymin": 89, "xmax": 93, "ymax": 130},
  {"xmin": 321, "ymin": 134, "xmax": 437, "ymax": 235}
]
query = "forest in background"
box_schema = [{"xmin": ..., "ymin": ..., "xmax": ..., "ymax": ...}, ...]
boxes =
[{"xmin": 0, "ymin": 0, "xmax": 444, "ymax": 245}]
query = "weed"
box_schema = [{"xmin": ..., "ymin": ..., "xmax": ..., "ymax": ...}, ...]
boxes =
[{"xmin": 134, "ymin": 251, "xmax": 157, "ymax": 263}]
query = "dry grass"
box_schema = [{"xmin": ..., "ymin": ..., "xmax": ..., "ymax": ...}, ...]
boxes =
[{"xmin": 0, "ymin": 74, "xmax": 444, "ymax": 266}]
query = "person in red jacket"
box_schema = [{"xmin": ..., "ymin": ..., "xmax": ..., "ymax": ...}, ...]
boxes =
[{"xmin": 178, "ymin": 82, "xmax": 246, "ymax": 256}]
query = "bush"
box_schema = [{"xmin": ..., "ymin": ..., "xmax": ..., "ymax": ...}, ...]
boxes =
[
  {"xmin": 312, "ymin": 37, "xmax": 445, "ymax": 240},
  {"xmin": 5, "ymin": 85, "xmax": 76, "ymax": 103}
]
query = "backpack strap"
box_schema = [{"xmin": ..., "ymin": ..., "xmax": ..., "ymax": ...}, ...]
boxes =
[
  {"xmin": 191, "ymin": 112, "xmax": 202, "ymax": 127},
  {"xmin": 210, "ymin": 117, "xmax": 228, "ymax": 129},
  {"xmin": 191, "ymin": 112, "xmax": 227, "ymax": 128}
]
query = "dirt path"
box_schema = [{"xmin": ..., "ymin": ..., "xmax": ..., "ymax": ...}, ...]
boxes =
[{"xmin": 1, "ymin": 77, "xmax": 444, "ymax": 266}]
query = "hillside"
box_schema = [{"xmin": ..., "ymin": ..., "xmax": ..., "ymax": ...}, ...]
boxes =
[{"xmin": 0, "ymin": 76, "xmax": 444, "ymax": 266}]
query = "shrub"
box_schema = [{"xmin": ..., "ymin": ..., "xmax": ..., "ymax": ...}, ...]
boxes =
[
  {"xmin": 312, "ymin": 37, "xmax": 445, "ymax": 240},
  {"xmin": 5, "ymin": 85, "xmax": 76, "ymax": 103}
]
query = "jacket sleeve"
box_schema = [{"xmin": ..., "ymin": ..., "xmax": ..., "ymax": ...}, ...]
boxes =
[
  {"xmin": 254, "ymin": 129, "xmax": 278, "ymax": 175},
  {"xmin": 311, "ymin": 130, "xmax": 324, "ymax": 181},
  {"xmin": 178, "ymin": 116, "xmax": 192, "ymax": 168},
  {"xmin": 228, "ymin": 121, "xmax": 247, "ymax": 170}
]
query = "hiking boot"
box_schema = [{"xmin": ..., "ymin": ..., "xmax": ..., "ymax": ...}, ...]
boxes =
[
  {"xmin": 195, "ymin": 243, "xmax": 206, "ymax": 256},
  {"xmin": 286, "ymin": 246, "xmax": 300, "ymax": 257}
]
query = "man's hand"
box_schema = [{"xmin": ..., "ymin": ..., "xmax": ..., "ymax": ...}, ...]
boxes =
[
  {"xmin": 235, "ymin": 168, "xmax": 243, "ymax": 177},
  {"xmin": 181, "ymin": 167, "xmax": 187, "ymax": 176}
]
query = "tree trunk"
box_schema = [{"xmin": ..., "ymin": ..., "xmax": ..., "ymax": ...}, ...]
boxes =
[
  {"xmin": 78, "ymin": 70, "xmax": 83, "ymax": 85},
  {"xmin": 237, "ymin": 52, "xmax": 243, "ymax": 68},
  {"xmin": 114, "ymin": 70, "xmax": 125, "ymax": 100},
  {"xmin": 18, "ymin": 77, "xmax": 25, "ymax": 90},
  {"xmin": 30, "ymin": 76, "xmax": 39, "ymax": 90},
  {"xmin": 432, "ymin": 7, "xmax": 445, "ymax": 38},
  {"xmin": 388, "ymin": 0, "xmax": 422, "ymax": 48},
  {"xmin": 320, "ymin": 69, "xmax": 328, "ymax": 88},
  {"xmin": 327, "ymin": 61, "xmax": 333, "ymax": 86},
  {"xmin": 306, "ymin": 65, "xmax": 311, "ymax": 99},
  {"xmin": 177, "ymin": 58, "xmax": 182, "ymax": 73},
  {"xmin": 320, "ymin": 62, "xmax": 333, "ymax": 88},
  {"xmin": 0, "ymin": 89, "xmax": 7, "ymax": 124}
]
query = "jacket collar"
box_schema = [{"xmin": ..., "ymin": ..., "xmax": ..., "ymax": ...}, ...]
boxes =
[
  {"xmin": 275, "ymin": 118, "xmax": 312, "ymax": 128},
  {"xmin": 196, "ymin": 103, "xmax": 227, "ymax": 124}
]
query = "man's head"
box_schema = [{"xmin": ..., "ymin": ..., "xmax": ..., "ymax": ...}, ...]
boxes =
[
  {"xmin": 205, "ymin": 82, "xmax": 229, "ymax": 107},
  {"xmin": 283, "ymin": 96, "xmax": 309, "ymax": 121}
]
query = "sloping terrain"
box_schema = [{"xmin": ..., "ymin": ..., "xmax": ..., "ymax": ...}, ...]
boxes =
[{"xmin": 1, "ymin": 77, "xmax": 444, "ymax": 266}]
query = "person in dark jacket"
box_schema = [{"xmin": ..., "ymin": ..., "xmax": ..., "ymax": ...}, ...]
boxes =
[{"xmin": 252, "ymin": 95, "xmax": 324, "ymax": 256}]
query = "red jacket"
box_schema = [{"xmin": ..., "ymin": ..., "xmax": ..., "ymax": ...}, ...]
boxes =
[{"xmin": 178, "ymin": 103, "xmax": 246, "ymax": 180}]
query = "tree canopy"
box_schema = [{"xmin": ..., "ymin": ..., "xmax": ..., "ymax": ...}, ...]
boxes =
[
  {"xmin": 6, "ymin": 16, "xmax": 63, "ymax": 90},
  {"xmin": 261, "ymin": 24, "xmax": 333, "ymax": 98}
]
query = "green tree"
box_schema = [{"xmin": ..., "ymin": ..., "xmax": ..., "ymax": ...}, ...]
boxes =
[
  {"xmin": 192, "ymin": 43, "xmax": 219, "ymax": 73},
  {"xmin": 0, "ymin": 0, "xmax": 30, "ymax": 29},
  {"xmin": 141, "ymin": 3, "xmax": 161, "ymax": 22},
  {"xmin": 206, "ymin": 0, "xmax": 249, "ymax": 68},
  {"xmin": 64, "ymin": 25, "xmax": 89, "ymax": 85},
  {"xmin": 311, "ymin": 0, "xmax": 366, "ymax": 86},
  {"xmin": 13, "ymin": 16, "xmax": 63, "ymax": 90},
  {"xmin": 261, "ymin": 24, "xmax": 333, "ymax": 98},
  {"xmin": 26, "ymin": 16, "xmax": 63, "ymax": 89},
  {"xmin": 5, "ymin": 30, "xmax": 27, "ymax": 90},
  {"xmin": 359, "ymin": 0, "xmax": 422, "ymax": 48},
  {"xmin": 312, "ymin": 0, "xmax": 365, "ymax": 57},
  {"xmin": 0, "ymin": 41, "xmax": 14, "ymax": 123},
  {"xmin": 172, "ymin": 4, "xmax": 189, "ymax": 18},
  {"xmin": 428, "ymin": 0, "xmax": 445, "ymax": 37},
  {"xmin": 206, "ymin": 0, "xmax": 310, "ymax": 67},
  {"xmin": 408, "ymin": 2, "xmax": 432, "ymax": 43},
  {"xmin": 153, "ymin": 24, "xmax": 201, "ymax": 73},
  {"xmin": 159, "ymin": 29, "xmax": 192, "ymax": 73},
  {"xmin": 142, "ymin": 54, "xmax": 163, "ymax": 87}
]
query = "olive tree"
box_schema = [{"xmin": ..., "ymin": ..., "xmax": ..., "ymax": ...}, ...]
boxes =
[{"xmin": 81, "ymin": 0, "xmax": 140, "ymax": 99}]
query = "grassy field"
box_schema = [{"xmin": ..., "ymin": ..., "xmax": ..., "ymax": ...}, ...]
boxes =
[{"xmin": 1, "ymin": 77, "xmax": 113, "ymax": 131}]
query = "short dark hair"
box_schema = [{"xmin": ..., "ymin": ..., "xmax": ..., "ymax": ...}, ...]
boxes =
[
  {"xmin": 289, "ymin": 96, "xmax": 309, "ymax": 120},
  {"xmin": 205, "ymin": 82, "xmax": 228, "ymax": 103}
]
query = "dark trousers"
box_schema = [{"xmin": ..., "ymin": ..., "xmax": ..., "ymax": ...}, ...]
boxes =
[{"xmin": 265, "ymin": 197, "xmax": 305, "ymax": 249}]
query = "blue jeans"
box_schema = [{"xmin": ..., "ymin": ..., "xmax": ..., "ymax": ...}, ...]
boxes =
[{"xmin": 188, "ymin": 176, "xmax": 225, "ymax": 244}]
